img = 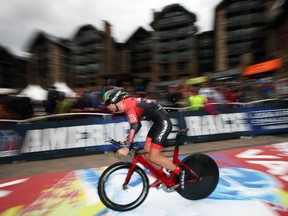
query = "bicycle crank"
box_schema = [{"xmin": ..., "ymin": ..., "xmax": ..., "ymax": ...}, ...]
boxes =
[{"xmin": 162, "ymin": 184, "xmax": 179, "ymax": 192}]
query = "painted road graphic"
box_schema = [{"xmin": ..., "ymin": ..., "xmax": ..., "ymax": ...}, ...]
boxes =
[{"xmin": 0, "ymin": 143, "xmax": 287, "ymax": 216}]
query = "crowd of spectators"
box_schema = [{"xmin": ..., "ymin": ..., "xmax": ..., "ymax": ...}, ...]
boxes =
[
  {"xmin": 142, "ymin": 75, "xmax": 288, "ymax": 109},
  {"xmin": 0, "ymin": 74, "xmax": 287, "ymax": 120}
]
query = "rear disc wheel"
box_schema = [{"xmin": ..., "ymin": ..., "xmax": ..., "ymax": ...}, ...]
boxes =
[{"xmin": 175, "ymin": 154, "xmax": 219, "ymax": 200}]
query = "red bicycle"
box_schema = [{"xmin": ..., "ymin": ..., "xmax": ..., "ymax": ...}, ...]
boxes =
[{"xmin": 97, "ymin": 128, "xmax": 219, "ymax": 211}]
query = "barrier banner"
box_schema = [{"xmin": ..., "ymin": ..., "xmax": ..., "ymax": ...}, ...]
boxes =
[
  {"xmin": 0, "ymin": 103, "xmax": 288, "ymax": 161},
  {"xmin": 18, "ymin": 116, "xmax": 116, "ymax": 159},
  {"xmin": 174, "ymin": 108, "xmax": 251, "ymax": 143},
  {"xmin": 242, "ymin": 104, "xmax": 288, "ymax": 135},
  {"xmin": 0, "ymin": 124, "xmax": 22, "ymax": 158}
]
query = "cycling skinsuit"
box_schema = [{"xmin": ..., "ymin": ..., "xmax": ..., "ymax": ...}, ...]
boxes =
[{"xmin": 122, "ymin": 97, "xmax": 172, "ymax": 150}]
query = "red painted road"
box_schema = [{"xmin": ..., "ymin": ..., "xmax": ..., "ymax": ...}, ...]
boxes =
[{"xmin": 0, "ymin": 143, "xmax": 287, "ymax": 216}]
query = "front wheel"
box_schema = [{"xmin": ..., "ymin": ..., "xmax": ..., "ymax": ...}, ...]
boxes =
[
  {"xmin": 97, "ymin": 162, "xmax": 149, "ymax": 211},
  {"xmin": 175, "ymin": 153, "xmax": 219, "ymax": 200}
]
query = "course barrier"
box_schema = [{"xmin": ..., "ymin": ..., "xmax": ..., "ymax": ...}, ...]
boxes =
[{"xmin": 0, "ymin": 99, "xmax": 287, "ymax": 162}]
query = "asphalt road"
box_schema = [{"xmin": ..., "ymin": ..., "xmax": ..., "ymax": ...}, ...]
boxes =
[{"xmin": 0, "ymin": 133, "xmax": 287, "ymax": 180}]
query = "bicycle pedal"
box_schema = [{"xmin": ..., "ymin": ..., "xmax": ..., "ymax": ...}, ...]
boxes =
[
  {"xmin": 162, "ymin": 184, "xmax": 177, "ymax": 192},
  {"xmin": 156, "ymin": 183, "xmax": 163, "ymax": 190},
  {"xmin": 163, "ymin": 168, "xmax": 171, "ymax": 179}
]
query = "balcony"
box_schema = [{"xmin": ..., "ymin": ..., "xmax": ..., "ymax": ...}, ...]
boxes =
[
  {"xmin": 227, "ymin": 13, "xmax": 266, "ymax": 27},
  {"xmin": 157, "ymin": 15, "xmax": 191, "ymax": 28},
  {"xmin": 156, "ymin": 25, "xmax": 197, "ymax": 39}
]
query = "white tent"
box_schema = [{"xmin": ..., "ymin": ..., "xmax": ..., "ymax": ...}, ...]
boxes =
[
  {"xmin": 18, "ymin": 85, "xmax": 48, "ymax": 101},
  {"xmin": 53, "ymin": 82, "xmax": 77, "ymax": 97},
  {"xmin": 0, "ymin": 88, "xmax": 18, "ymax": 95}
]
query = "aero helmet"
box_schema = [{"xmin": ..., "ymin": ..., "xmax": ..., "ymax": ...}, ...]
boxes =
[{"xmin": 103, "ymin": 89, "xmax": 129, "ymax": 105}]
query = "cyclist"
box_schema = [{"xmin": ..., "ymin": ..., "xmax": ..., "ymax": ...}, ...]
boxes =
[{"xmin": 103, "ymin": 88, "xmax": 182, "ymax": 177}]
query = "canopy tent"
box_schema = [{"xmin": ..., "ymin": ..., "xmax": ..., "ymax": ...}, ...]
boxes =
[
  {"xmin": 0, "ymin": 88, "xmax": 18, "ymax": 95},
  {"xmin": 18, "ymin": 85, "xmax": 48, "ymax": 101},
  {"xmin": 53, "ymin": 82, "xmax": 77, "ymax": 97}
]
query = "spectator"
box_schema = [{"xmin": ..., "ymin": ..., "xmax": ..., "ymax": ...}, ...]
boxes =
[
  {"xmin": 83, "ymin": 90, "xmax": 95, "ymax": 108},
  {"xmin": 198, "ymin": 82, "xmax": 226, "ymax": 108},
  {"xmin": 54, "ymin": 92, "xmax": 73, "ymax": 114},
  {"xmin": 145, "ymin": 84, "xmax": 159, "ymax": 100},
  {"xmin": 188, "ymin": 88, "xmax": 207, "ymax": 110},
  {"xmin": 275, "ymin": 78, "xmax": 288, "ymax": 99},
  {"xmin": 164, "ymin": 85, "xmax": 182, "ymax": 107},
  {"xmin": 222, "ymin": 84, "xmax": 238, "ymax": 108},
  {"xmin": 260, "ymin": 79, "xmax": 275, "ymax": 99},
  {"xmin": 177, "ymin": 87, "xmax": 191, "ymax": 108},
  {"xmin": 71, "ymin": 93, "xmax": 86, "ymax": 110},
  {"xmin": 203, "ymin": 96, "xmax": 220, "ymax": 115},
  {"xmin": 0, "ymin": 95, "xmax": 33, "ymax": 119},
  {"xmin": 45, "ymin": 86, "xmax": 60, "ymax": 115}
]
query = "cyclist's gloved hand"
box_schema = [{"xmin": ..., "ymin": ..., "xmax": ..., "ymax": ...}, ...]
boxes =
[
  {"xmin": 116, "ymin": 146, "xmax": 129, "ymax": 157},
  {"xmin": 123, "ymin": 140, "xmax": 132, "ymax": 149},
  {"xmin": 116, "ymin": 140, "xmax": 131, "ymax": 157}
]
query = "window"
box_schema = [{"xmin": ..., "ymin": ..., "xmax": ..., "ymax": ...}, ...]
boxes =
[
  {"xmin": 228, "ymin": 55, "xmax": 240, "ymax": 67},
  {"xmin": 178, "ymin": 62, "xmax": 187, "ymax": 71}
]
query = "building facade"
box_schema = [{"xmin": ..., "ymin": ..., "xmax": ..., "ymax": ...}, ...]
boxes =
[
  {"xmin": 72, "ymin": 24, "xmax": 107, "ymax": 88},
  {"xmin": 150, "ymin": 4, "xmax": 198, "ymax": 83},
  {"xmin": 270, "ymin": 0, "xmax": 288, "ymax": 75},
  {"xmin": 4, "ymin": 2, "xmax": 288, "ymax": 91},
  {"xmin": 214, "ymin": 0, "xmax": 277, "ymax": 77},
  {"xmin": 0, "ymin": 46, "xmax": 28, "ymax": 89},
  {"xmin": 126, "ymin": 27, "xmax": 152, "ymax": 83},
  {"xmin": 27, "ymin": 31, "xmax": 72, "ymax": 89},
  {"xmin": 71, "ymin": 21, "xmax": 133, "ymax": 88},
  {"xmin": 197, "ymin": 31, "xmax": 215, "ymax": 75}
]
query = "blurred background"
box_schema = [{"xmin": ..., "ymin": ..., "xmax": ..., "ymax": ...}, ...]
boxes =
[{"xmin": 0, "ymin": 0, "xmax": 287, "ymax": 119}]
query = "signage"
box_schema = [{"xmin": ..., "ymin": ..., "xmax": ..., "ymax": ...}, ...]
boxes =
[{"xmin": 243, "ymin": 58, "xmax": 282, "ymax": 76}]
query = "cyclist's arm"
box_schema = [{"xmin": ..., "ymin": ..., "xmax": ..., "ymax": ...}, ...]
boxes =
[
  {"xmin": 117, "ymin": 119, "xmax": 141, "ymax": 155},
  {"xmin": 126, "ymin": 110, "xmax": 141, "ymax": 143},
  {"xmin": 127, "ymin": 121, "xmax": 141, "ymax": 143}
]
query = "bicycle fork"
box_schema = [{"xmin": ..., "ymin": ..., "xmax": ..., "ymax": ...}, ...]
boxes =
[{"xmin": 122, "ymin": 161, "xmax": 138, "ymax": 190}]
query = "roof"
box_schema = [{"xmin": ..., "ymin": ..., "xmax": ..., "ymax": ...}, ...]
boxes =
[
  {"xmin": 126, "ymin": 27, "xmax": 151, "ymax": 44},
  {"xmin": 72, "ymin": 24, "xmax": 105, "ymax": 40},
  {"xmin": 27, "ymin": 31, "xmax": 73, "ymax": 52},
  {"xmin": 150, "ymin": 3, "xmax": 196, "ymax": 29}
]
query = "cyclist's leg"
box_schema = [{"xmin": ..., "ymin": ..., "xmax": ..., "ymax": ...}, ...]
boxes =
[
  {"xmin": 143, "ymin": 136, "xmax": 162, "ymax": 169},
  {"xmin": 149, "ymin": 144, "xmax": 177, "ymax": 171},
  {"xmin": 144, "ymin": 118, "xmax": 180, "ymax": 174},
  {"xmin": 147, "ymin": 119, "xmax": 181, "ymax": 174},
  {"xmin": 143, "ymin": 136, "xmax": 151, "ymax": 154}
]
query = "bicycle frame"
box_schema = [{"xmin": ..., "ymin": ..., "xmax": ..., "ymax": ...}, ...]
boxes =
[{"xmin": 123, "ymin": 130, "xmax": 200, "ymax": 189}]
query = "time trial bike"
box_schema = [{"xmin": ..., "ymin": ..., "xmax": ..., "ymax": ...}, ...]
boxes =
[{"xmin": 97, "ymin": 128, "xmax": 219, "ymax": 212}]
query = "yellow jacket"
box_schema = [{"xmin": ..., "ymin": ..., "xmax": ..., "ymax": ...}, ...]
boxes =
[{"xmin": 188, "ymin": 95, "xmax": 207, "ymax": 110}]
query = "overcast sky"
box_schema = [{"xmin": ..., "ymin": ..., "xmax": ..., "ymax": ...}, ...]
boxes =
[{"xmin": 0, "ymin": 0, "xmax": 221, "ymax": 56}]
